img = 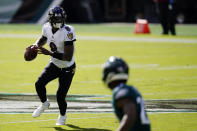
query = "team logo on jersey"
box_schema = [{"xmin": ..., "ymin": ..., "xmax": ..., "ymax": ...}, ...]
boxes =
[{"xmin": 67, "ymin": 33, "xmax": 73, "ymax": 40}]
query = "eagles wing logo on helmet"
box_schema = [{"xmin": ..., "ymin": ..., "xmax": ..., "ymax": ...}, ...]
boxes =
[
  {"xmin": 102, "ymin": 56, "xmax": 129, "ymax": 85},
  {"xmin": 48, "ymin": 6, "xmax": 67, "ymax": 29}
]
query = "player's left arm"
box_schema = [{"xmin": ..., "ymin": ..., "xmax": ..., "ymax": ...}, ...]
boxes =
[
  {"xmin": 116, "ymin": 98, "xmax": 137, "ymax": 131},
  {"xmin": 62, "ymin": 42, "xmax": 74, "ymax": 61}
]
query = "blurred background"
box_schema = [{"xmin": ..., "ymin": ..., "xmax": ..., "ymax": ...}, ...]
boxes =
[{"xmin": 0, "ymin": 0, "xmax": 197, "ymax": 24}]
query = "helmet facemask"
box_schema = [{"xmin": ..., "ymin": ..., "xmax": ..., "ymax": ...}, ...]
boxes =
[
  {"xmin": 51, "ymin": 15, "xmax": 63, "ymax": 29},
  {"xmin": 48, "ymin": 6, "xmax": 66, "ymax": 29}
]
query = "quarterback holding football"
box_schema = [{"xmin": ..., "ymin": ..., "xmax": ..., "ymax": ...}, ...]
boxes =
[{"xmin": 25, "ymin": 6, "xmax": 76, "ymax": 125}]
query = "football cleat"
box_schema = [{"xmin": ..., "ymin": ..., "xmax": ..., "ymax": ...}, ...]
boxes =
[
  {"xmin": 56, "ymin": 114, "xmax": 66, "ymax": 125},
  {"xmin": 32, "ymin": 100, "xmax": 50, "ymax": 118}
]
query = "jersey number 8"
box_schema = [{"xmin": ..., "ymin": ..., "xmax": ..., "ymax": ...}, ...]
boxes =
[{"xmin": 50, "ymin": 42, "xmax": 57, "ymax": 52}]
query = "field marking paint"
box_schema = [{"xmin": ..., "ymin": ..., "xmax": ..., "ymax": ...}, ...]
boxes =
[
  {"xmin": 0, "ymin": 33, "xmax": 197, "ymax": 44},
  {"xmin": 79, "ymin": 36, "xmax": 197, "ymax": 44},
  {"xmin": 0, "ymin": 109, "xmax": 196, "ymax": 115},
  {"xmin": 152, "ymin": 65, "xmax": 197, "ymax": 70},
  {"xmin": 144, "ymin": 91, "xmax": 197, "ymax": 95},
  {"xmin": 0, "ymin": 116, "xmax": 114, "ymax": 124},
  {"xmin": 80, "ymin": 64, "xmax": 159, "ymax": 68},
  {"xmin": 79, "ymin": 64, "xmax": 197, "ymax": 70}
]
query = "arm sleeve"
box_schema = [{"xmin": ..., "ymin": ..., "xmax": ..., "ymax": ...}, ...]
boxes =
[{"xmin": 64, "ymin": 40, "xmax": 76, "ymax": 46}]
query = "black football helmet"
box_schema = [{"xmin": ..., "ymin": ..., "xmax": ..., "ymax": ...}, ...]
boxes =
[
  {"xmin": 102, "ymin": 56, "xmax": 129, "ymax": 85},
  {"xmin": 48, "ymin": 6, "xmax": 66, "ymax": 29}
]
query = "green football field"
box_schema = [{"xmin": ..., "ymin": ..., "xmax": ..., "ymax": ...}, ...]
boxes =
[
  {"xmin": 0, "ymin": 23, "xmax": 197, "ymax": 131},
  {"xmin": 0, "ymin": 113, "xmax": 197, "ymax": 131}
]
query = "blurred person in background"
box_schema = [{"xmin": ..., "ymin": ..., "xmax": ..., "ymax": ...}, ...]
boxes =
[
  {"xmin": 102, "ymin": 56, "xmax": 151, "ymax": 131},
  {"xmin": 154, "ymin": 0, "xmax": 176, "ymax": 35}
]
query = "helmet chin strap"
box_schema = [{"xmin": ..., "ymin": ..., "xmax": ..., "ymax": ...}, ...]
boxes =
[{"xmin": 52, "ymin": 23, "xmax": 62, "ymax": 29}]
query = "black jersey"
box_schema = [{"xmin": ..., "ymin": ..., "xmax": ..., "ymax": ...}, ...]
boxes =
[{"xmin": 112, "ymin": 83, "xmax": 151, "ymax": 131}]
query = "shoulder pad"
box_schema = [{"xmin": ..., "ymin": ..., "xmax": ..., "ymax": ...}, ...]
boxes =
[
  {"xmin": 115, "ymin": 88, "xmax": 130, "ymax": 100},
  {"xmin": 65, "ymin": 26, "xmax": 71, "ymax": 31}
]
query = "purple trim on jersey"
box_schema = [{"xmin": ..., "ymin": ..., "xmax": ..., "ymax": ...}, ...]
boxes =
[{"xmin": 65, "ymin": 26, "xmax": 71, "ymax": 31}]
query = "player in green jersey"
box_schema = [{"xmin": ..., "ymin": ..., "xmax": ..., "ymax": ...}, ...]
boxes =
[{"xmin": 102, "ymin": 56, "xmax": 151, "ymax": 131}]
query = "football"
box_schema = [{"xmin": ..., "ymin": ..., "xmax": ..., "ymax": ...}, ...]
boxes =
[{"xmin": 24, "ymin": 45, "xmax": 38, "ymax": 61}]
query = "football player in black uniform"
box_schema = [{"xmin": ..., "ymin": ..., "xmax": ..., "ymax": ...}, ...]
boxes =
[
  {"xmin": 102, "ymin": 56, "xmax": 151, "ymax": 131},
  {"xmin": 31, "ymin": 6, "xmax": 76, "ymax": 125},
  {"xmin": 154, "ymin": 0, "xmax": 176, "ymax": 35}
]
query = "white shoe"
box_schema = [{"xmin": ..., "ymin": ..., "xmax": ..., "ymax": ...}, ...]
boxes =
[
  {"xmin": 32, "ymin": 100, "xmax": 50, "ymax": 118},
  {"xmin": 56, "ymin": 114, "xmax": 66, "ymax": 125}
]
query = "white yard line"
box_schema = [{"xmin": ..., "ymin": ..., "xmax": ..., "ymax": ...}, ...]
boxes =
[
  {"xmin": 79, "ymin": 36, "xmax": 197, "ymax": 44},
  {"xmin": 0, "ymin": 34, "xmax": 197, "ymax": 44},
  {"xmin": 0, "ymin": 116, "xmax": 114, "ymax": 124},
  {"xmin": 155, "ymin": 65, "xmax": 197, "ymax": 70},
  {"xmin": 144, "ymin": 91, "xmax": 197, "ymax": 95},
  {"xmin": 79, "ymin": 64, "xmax": 197, "ymax": 70}
]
